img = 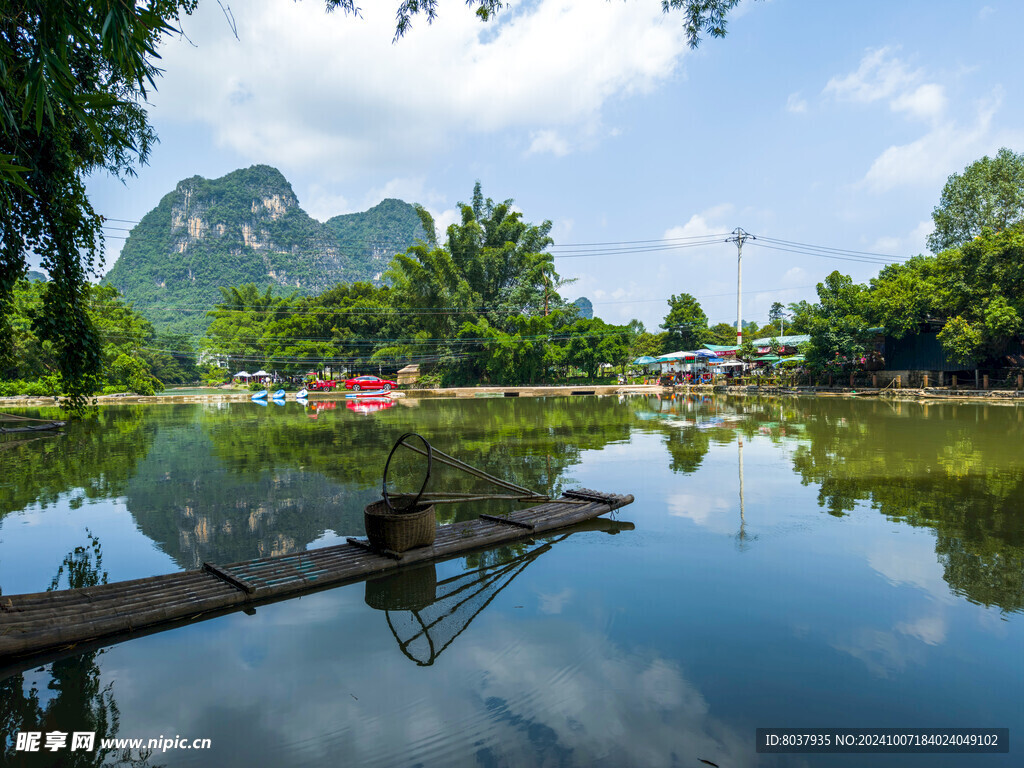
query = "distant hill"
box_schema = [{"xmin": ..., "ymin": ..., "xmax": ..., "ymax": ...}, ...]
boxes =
[
  {"xmin": 572, "ymin": 297, "xmax": 594, "ymax": 319},
  {"xmin": 27, "ymin": 270, "xmax": 47, "ymax": 282},
  {"xmin": 103, "ymin": 165, "xmax": 425, "ymax": 335}
]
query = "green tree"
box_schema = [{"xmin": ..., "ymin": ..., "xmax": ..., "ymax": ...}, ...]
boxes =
[
  {"xmin": 936, "ymin": 316, "xmax": 982, "ymax": 366},
  {"xmin": 630, "ymin": 330, "xmax": 665, "ymax": 360},
  {"xmin": 0, "ymin": 0, "xmax": 199, "ymax": 411},
  {"xmin": 660, "ymin": 293, "xmax": 708, "ymax": 351},
  {"xmin": 785, "ymin": 300, "xmax": 815, "ymax": 334},
  {"xmin": 928, "ymin": 147, "xmax": 1024, "ymax": 253},
  {"xmin": 867, "ymin": 255, "xmax": 941, "ymax": 339},
  {"xmin": 707, "ymin": 322, "xmax": 738, "ymax": 345},
  {"xmin": 805, "ymin": 271, "xmax": 873, "ymax": 373}
]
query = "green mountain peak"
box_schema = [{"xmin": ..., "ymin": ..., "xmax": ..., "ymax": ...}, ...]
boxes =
[{"xmin": 103, "ymin": 167, "xmax": 425, "ymax": 336}]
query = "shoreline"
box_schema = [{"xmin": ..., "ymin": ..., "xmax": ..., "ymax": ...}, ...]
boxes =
[{"xmin": 2, "ymin": 382, "xmax": 1024, "ymax": 408}]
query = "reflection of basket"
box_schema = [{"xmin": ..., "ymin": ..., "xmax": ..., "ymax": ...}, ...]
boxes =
[
  {"xmin": 364, "ymin": 500, "xmax": 436, "ymax": 553},
  {"xmin": 365, "ymin": 564, "xmax": 437, "ymax": 611}
]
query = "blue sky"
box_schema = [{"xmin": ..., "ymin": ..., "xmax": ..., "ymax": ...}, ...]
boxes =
[{"xmin": 85, "ymin": 0, "xmax": 1024, "ymax": 332}]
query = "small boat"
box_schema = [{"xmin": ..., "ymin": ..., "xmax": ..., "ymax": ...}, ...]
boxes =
[
  {"xmin": 251, "ymin": 390, "xmax": 267, "ymax": 400},
  {"xmin": 296, "ymin": 388, "xmax": 308, "ymax": 399},
  {"xmin": 273, "ymin": 389, "xmax": 286, "ymax": 399}
]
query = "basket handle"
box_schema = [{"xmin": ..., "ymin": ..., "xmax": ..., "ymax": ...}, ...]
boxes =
[{"xmin": 383, "ymin": 432, "xmax": 432, "ymax": 512}]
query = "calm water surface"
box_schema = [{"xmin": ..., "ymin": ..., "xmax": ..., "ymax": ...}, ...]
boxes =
[{"xmin": 1, "ymin": 394, "xmax": 1022, "ymax": 767}]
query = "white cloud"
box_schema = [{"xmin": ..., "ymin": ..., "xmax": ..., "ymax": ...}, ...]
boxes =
[
  {"xmin": 786, "ymin": 92, "xmax": 807, "ymax": 113},
  {"xmin": 550, "ymin": 218, "xmax": 574, "ymax": 243},
  {"xmin": 896, "ymin": 613, "xmax": 947, "ymax": 646},
  {"xmin": 432, "ymin": 208, "xmax": 460, "ymax": 240},
  {"xmin": 890, "ymin": 82, "xmax": 947, "ymax": 122},
  {"xmin": 667, "ymin": 492, "xmax": 737, "ymax": 535},
  {"xmin": 155, "ymin": 0, "xmax": 688, "ymax": 180},
  {"xmin": 526, "ymin": 129, "xmax": 570, "ymax": 157},
  {"xmin": 867, "ymin": 536, "xmax": 953, "ymax": 602},
  {"xmin": 862, "ymin": 97, "xmax": 999, "ymax": 191},
  {"xmin": 823, "ymin": 50, "xmax": 1024, "ymax": 193},
  {"xmin": 824, "ymin": 47, "xmax": 922, "ymax": 105},
  {"xmin": 825, "ymin": 47, "xmax": 946, "ymax": 124},
  {"xmin": 662, "ymin": 203, "xmax": 734, "ymax": 242},
  {"xmin": 869, "ymin": 220, "xmax": 931, "ymax": 256},
  {"xmin": 536, "ymin": 587, "xmax": 573, "ymax": 614}
]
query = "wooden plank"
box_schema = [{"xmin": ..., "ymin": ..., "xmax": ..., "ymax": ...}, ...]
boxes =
[
  {"xmin": 479, "ymin": 514, "xmax": 536, "ymax": 531},
  {"xmin": 203, "ymin": 562, "xmax": 256, "ymax": 594}
]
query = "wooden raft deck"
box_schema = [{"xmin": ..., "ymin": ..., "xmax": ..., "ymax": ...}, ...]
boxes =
[{"xmin": 0, "ymin": 489, "xmax": 632, "ymax": 662}]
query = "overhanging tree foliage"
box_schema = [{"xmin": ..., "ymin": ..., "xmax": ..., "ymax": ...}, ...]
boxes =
[{"xmin": 0, "ymin": 0, "xmax": 197, "ymax": 410}]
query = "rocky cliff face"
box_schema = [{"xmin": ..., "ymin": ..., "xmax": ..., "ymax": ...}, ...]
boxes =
[{"xmin": 103, "ymin": 165, "xmax": 424, "ymax": 335}]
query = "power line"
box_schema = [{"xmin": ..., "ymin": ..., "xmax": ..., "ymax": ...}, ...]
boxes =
[{"xmin": 747, "ymin": 241, "xmax": 906, "ymax": 266}]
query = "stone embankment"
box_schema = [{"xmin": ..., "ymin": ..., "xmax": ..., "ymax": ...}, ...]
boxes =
[{"xmin": 3, "ymin": 383, "xmax": 1024, "ymax": 407}]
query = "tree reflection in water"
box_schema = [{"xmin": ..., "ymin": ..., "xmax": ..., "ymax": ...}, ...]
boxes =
[{"xmin": 0, "ymin": 534, "xmax": 157, "ymax": 768}]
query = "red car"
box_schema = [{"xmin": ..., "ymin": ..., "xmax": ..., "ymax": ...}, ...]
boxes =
[
  {"xmin": 344, "ymin": 375, "xmax": 397, "ymax": 392},
  {"xmin": 306, "ymin": 379, "xmax": 337, "ymax": 391}
]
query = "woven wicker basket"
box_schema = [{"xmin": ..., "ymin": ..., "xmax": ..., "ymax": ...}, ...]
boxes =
[{"xmin": 364, "ymin": 500, "xmax": 436, "ymax": 553}]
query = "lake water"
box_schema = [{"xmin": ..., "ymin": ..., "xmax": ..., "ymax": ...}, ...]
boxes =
[{"xmin": 1, "ymin": 394, "xmax": 1022, "ymax": 767}]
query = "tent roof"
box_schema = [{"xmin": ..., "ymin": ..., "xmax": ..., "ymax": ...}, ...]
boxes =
[
  {"xmin": 632, "ymin": 356, "xmax": 660, "ymax": 364},
  {"xmin": 657, "ymin": 351, "xmax": 698, "ymax": 361},
  {"xmin": 749, "ymin": 334, "xmax": 810, "ymax": 347},
  {"xmin": 704, "ymin": 344, "xmax": 740, "ymax": 352},
  {"xmin": 234, "ymin": 371, "xmax": 251, "ymax": 377},
  {"xmin": 252, "ymin": 370, "xmax": 270, "ymax": 376}
]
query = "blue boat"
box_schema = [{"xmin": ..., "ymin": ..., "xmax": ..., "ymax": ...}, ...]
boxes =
[
  {"xmin": 273, "ymin": 389, "xmax": 286, "ymax": 399},
  {"xmin": 296, "ymin": 388, "xmax": 308, "ymax": 399},
  {"xmin": 251, "ymin": 390, "xmax": 267, "ymax": 400}
]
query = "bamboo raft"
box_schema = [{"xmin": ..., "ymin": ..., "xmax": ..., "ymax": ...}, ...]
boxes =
[
  {"xmin": 0, "ymin": 412, "xmax": 65, "ymax": 435},
  {"xmin": 0, "ymin": 488, "xmax": 632, "ymax": 664}
]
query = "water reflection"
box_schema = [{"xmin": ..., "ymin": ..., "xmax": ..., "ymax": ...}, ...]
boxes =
[
  {"xmin": 4, "ymin": 396, "xmax": 1024, "ymax": 614},
  {"xmin": 367, "ymin": 519, "xmax": 634, "ymax": 666},
  {"xmin": 2, "ymin": 395, "xmax": 1024, "ymax": 765},
  {"xmin": 0, "ymin": 536, "xmax": 154, "ymax": 768}
]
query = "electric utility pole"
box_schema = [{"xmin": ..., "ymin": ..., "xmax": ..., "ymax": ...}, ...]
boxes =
[{"xmin": 726, "ymin": 228, "xmax": 755, "ymax": 345}]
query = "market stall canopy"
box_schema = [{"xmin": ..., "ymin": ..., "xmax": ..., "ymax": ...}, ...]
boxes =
[
  {"xmin": 252, "ymin": 370, "xmax": 270, "ymax": 377},
  {"xmin": 754, "ymin": 355, "xmax": 781, "ymax": 363},
  {"xmin": 717, "ymin": 360, "xmax": 745, "ymax": 367},
  {"xmin": 656, "ymin": 351, "xmax": 698, "ymax": 362},
  {"xmin": 695, "ymin": 349, "xmax": 719, "ymax": 358},
  {"xmin": 632, "ymin": 356, "xmax": 661, "ymax": 365},
  {"xmin": 777, "ymin": 355, "xmax": 805, "ymax": 365},
  {"xmin": 748, "ymin": 334, "xmax": 811, "ymax": 347},
  {"xmin": 234, "ymin": 371, "xmax": 251, "ymax": 378}
]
